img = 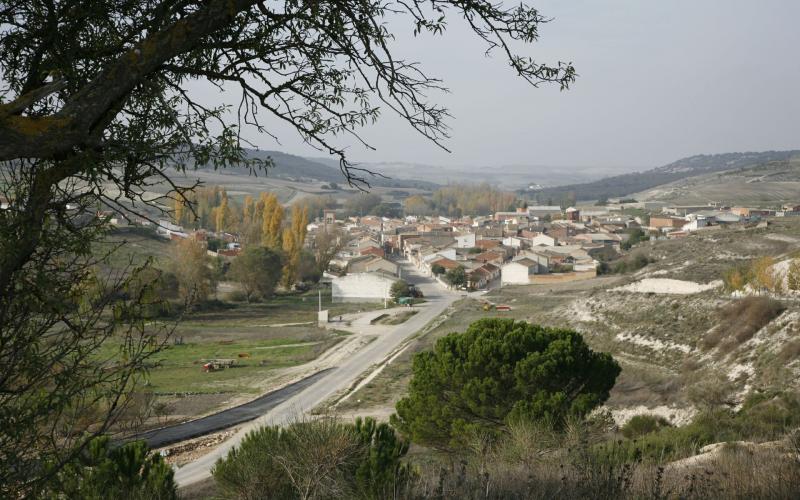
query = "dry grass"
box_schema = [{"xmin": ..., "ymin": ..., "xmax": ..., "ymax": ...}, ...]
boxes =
[
  {"xmin": 703, "ymin": 297, "xmax": 785, "ymax": 353},
  {"xmin": 400, "ymin": 429, "xmax": 800, "ymax": 500},
  {"xmin": 778, "ymin": 339, "xmax": 800, "ymax": 364}
]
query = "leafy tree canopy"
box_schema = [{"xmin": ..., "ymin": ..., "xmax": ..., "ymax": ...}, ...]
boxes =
[
  {"xmin": 444, "ymin": 265, "xmax": 467, "ymax": 288},
  {"xmin": 390, "ymin": 279, "xmax": 411, "ymax": 299},
  {"xmin": 49, "ymin": 437, "xmax": 176, "ymax": 499},
  {"xmin": 392, "ymin": 318, "xmax": 620, "ymax": 448},
  {"xmin": 228, "ymin": 246, "xmax": 284, "ymax": 301},
  {"xmin": 212, "ymin": 417, "xmax": 408, "ymax": 500}
]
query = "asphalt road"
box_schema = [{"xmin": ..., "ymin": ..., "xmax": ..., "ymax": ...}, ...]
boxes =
[
  {"xmin": 174, "ymin": 260, "xmax": 459, "ymax": 486},
  {"xmin": 127, "ymin": 368, "xmax": 334, "ymax": 449}
]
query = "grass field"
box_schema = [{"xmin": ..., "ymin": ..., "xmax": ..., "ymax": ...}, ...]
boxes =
[
  {"xmin": 143, "ymin": 335, "xmax": 341, "ymax": 394},
  {"xmin": 139, "ymin": 290, "xmax": 381, "ymax": 396}
]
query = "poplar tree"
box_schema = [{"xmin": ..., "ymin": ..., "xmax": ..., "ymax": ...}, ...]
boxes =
[
  {"xmin": 281, "ymin": 206, "xmax": 308, "ymax": 286},
  {"xmin": 215, "ymin": 193, "xmax": 230, "ymax": 233},
  {"xmin": 242, "ymin": 195, "xmax": 254, "ymax": 226},
  {"xmin": 261, "ymin": 193, "xmax": 284, "ymax": 249}
]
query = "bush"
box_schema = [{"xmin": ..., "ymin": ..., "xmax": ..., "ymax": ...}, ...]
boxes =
[
  {"xmin": 227, "ymin": 290, "xmax": 250, "ymax": 302},
  {"xmin": 620, "ymin": 228, "xmax": 649, "ymax": 251},
  {"xmin": 392, "ymin": 319, "xmax": 620, "ymax": 448},
  {"xmin": 722, "ymin": 262, "xmax": 752, "ymax": 292},
  {"xmin": 212, "ymin": 417, "xmax": 408, "ymax": 499},
  {"xmin": 600, "ymin": 392, "xmax": 800, "ymax": 464},
  {"xmin": 550, "ymin": 263, "xmax": 574, "ymax": 273},
  {"xmin": 599, "ymin": 252, "xmax": 653, "ymax": 275},
  {"xmin": 620, "ymin": 414, "xmax": 672, "ymax": 439}
]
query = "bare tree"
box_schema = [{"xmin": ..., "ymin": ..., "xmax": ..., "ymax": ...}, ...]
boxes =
[
  {"xmin": 0, "ymin": 0, "xmax": 573, "ymax": 492},
  {"xmin": 313, "ymin": 225, "xmax": 352, "ymax": 274}
]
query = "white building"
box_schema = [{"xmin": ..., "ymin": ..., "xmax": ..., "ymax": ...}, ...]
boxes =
[
  {"xmin": 455, "ymin": 232, "xmax": 476, "ymax": 248},
  {"xmin": 502, "ymin": 236, "xmax": 524, "ymax": 248},
  {"xmin": 531, "ymin": 234, "xmax": 556, "ymax": 247},
  {"xmin": 501, "ymin": 258, "xmax": 539, "ymax": 285},
  {"xmin": 331, "ymin": 272, "xmax": 398, "ymax": 302},
  {"xmin": 156, "ymin": 219, "xmax": 185, "ymax": 238}
]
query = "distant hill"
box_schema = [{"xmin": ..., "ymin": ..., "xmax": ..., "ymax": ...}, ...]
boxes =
[
  {"xmin": 191, "ymin": 149, "xmax": 438, "ymax": 189},
  {"xmin": 306, "ymin": 158, "xmax": 633, "ymax": 189},
  {"xmin": 634, "ymin": 157, "xmax": 800, "ymax": 206},
  {"xmin": 531, "ymin": 150, "xmax": 800, "ymax": 202}
]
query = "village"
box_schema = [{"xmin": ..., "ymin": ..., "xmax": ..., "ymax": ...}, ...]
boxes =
[{"xmin": 137, "ymin": 196, "xmax": 800, "ymax": 303}]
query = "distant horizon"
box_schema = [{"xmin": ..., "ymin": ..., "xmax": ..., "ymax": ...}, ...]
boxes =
[
  {"xmin": 289, "ymin": 146, "xmax": 800, "ymax": 178},
  {"xmin": 204, "ymin": 1, "xmax": 800, "ymax": 170}
]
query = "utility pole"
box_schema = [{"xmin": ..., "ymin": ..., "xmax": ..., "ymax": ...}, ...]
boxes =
[{"xmin": 318, "ymin": 288, "xmax": 322, "ymax": 312}]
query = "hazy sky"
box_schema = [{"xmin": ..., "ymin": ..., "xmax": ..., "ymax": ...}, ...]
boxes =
[{"xmin": 214, "ymin": 1, "xmax": 800, "ymax": 171}]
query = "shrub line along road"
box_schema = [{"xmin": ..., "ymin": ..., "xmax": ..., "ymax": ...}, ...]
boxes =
[{"xmin": 174, "ymin": 260, "xmax": 460, "ymax": 487}]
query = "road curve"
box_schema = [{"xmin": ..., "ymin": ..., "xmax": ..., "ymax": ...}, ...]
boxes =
[
  {"xmin": 128, "ymin": 368, "xmax": 334, "ymax": 449},
  {"xmin": 174, "ymin": 261, "xmax": 458, "ymax": 486}
]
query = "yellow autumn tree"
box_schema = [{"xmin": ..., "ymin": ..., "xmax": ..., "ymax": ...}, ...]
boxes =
[
  {"xmin": 281, "ymin": 205, "xmax": 309, "ymax": 286},
  {"xmin": 261, "ymin": 193, "xmax": 284, "ymax": 249},
  {"xmin": 173, "ymin": 195, "xmax": 185, "ymax": 225},
  {"xmin": 242, "ymin": 195, "xmax": 254, "ymax": 226},
  {"xmin": 215, "ymin": 193, "xmax": 232, "ymax": 233},
  {"xmin": 750, "ymin": 256, "xmax": 780, "ymax": 294}
]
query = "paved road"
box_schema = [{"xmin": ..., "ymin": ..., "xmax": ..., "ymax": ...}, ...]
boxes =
[
  {"xmin": 174, "ymin": 260, "xmax": 458, "ymax": 486},
  {"xmin": 128, "ymin": 369, "xmax": 333, "ymax": 449}
]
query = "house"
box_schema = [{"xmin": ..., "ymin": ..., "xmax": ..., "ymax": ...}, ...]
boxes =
[
  {"xmin": 474, "ymin": 239, "xmax": 502, "ymax": 250},
  {"xmin": 455, "ymin": 232, "xmax": 477, "ymax": 248},
  {"xmin": 332, "ymin": 272, "xmax": 397, "ymax": 302},
  {"xmin": 501, "ymin": 258, "xmax": 539, "ymax": 285},
  {"xmin": 429, "ymin": 257, "xmax": 461, "ymax": 272},
  {"xmin": 526, "ymin": 205, "xmax": 562, "ymax": 218},
  {"xmin": 572, "ymin": 232, "xmax": 621, "ymax": 247},
  {"xmin": 473, "ymin": 250, "xmax": 505, "ymax": 266},
  {"xmin": 109, "ymin": 214, "xmax": 130, "ymax": 226},
  {"xmin": 565, "ymin": 207, "xmax": 580, "ymax": 221},
  {"xmin": 360, "ymin": 246, "xmax": 386, "ymax": 258},
  {"xmin": 347, "ymin": 255, "xmax": 398, "ymax": 276},
  {"xmin": 649, "ymin": 216, "xmax": 686, "ymax": 231},
  {"xmin": 531, "ymin": 234, "xmax": 556, "ymax": 247},
  {"xmin": 502, "ymin": 236, "xmax": 524, "ymax": 248},
  {"xmin": 730, "ymin": 207, "xmax": 774, "ymax": 218},
  {"xmin": 682, "ymin": 217, "xmax": 709, "ymax": 232},
  {"xmin": 467, "ymin": 264, "xmax": 498, "ymax": 289}
]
